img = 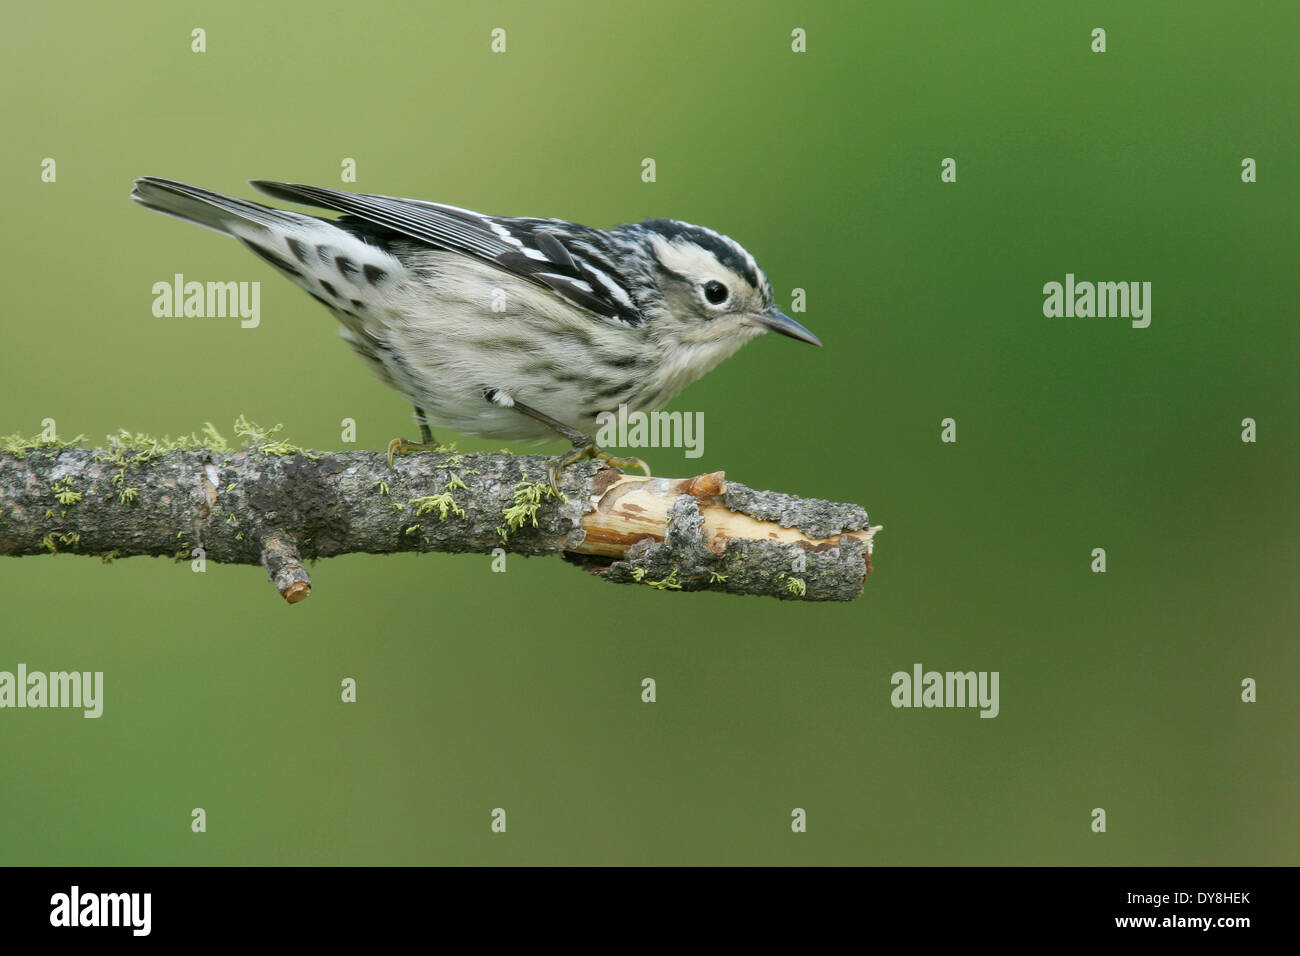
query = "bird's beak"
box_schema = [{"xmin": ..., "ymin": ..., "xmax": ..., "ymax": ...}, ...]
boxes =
[{"xmin": 755, "ymin": 308, "xmax": 822, "ymax": 347}]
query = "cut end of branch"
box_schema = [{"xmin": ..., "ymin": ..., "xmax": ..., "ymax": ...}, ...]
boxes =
[
  {"xmin": 281, "ymin": 580, "xmax": 311, "ymax": 604},
  {"xmin": 261, "ymin": 534, "xmax": 312, "ymax": 605}
]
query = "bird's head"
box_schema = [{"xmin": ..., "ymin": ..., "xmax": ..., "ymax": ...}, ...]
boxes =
[{"xmin": 633, "ymin": 219, "xmax": 821, "ymax": 352}]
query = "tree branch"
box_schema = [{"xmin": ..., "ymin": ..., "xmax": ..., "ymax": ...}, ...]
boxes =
[{"xmin": 0, "ymin": 443, "xmax": 880, "ymax": 603}]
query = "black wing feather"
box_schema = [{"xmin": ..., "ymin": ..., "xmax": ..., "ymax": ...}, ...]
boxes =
[{"xmin": 248, "ymin": 181, "xmax": 642, "ymax": 325}]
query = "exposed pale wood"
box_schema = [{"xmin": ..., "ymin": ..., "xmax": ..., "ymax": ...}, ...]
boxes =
[{"xmin": 575, "ymin": 472, "xmax": 879, "ymax": 560}]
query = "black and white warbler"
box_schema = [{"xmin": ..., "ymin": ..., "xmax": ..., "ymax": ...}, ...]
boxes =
[{"xmin": 131, "ymin": 178, "xmax": 821, "ymax": 492}]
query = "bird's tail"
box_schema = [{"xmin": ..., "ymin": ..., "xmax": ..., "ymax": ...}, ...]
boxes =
[{"xmin": 130, "ymin": 177, "xmax": 315, "ymax": 236}]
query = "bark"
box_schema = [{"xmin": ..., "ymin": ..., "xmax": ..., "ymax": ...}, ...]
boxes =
[{"xmin": 0, "ymin": 445, "xmax": 880, "ymax": 604}]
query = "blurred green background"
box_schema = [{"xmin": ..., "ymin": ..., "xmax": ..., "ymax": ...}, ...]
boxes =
[{"xmin": 1, "ymin": 1, "xmax": 1295, "ymax": 865}]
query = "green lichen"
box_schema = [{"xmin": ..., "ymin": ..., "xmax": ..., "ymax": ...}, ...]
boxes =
[
  {"xmin": 5, "ymin": 422, "xmax": 231, "ymax": 476},
  {"xmin": 497, "ymin": 479, "xmax": 554, "ymax": 541},
  {"xmin": 95, "ymin": 424, "xmax": 226, "ymax": 486},
  {"xmin": 262, "ymin": 438, "xmax": 317, "ymax": 457},
  {"xmin": 118, "ymin": 487, "xmax": 138, "ymax": 506},
  {"xmin": 644, "ymin": 569, "xmax": 683, "ymax": 591},
  {"xmin": 51, "ymin": 477, "xmax": 82, "ymax": 506},
  {"xmin": 786, "ymin": 577, "xmax": 807, "ymax": 598},
  {"xmin": 408, "ymin": 492, "xmax": 465, "ymax": 522},
  {"xmin": 374, "ymin": 481, "xmax": 390, "ymax": 496},
  {"xmin": 708, "ymin": 571, "xmax": 728, "ymax": 584},
  {"xmin": 42, "ymin": 531, "xmax": 80, "ymax": 553},
  {"xmin": 630, "ymin": 568, "xmax": 647, "ymax": 582},
  {"xmin": 103, "ymin": 424, "xmax": 223, "ymax": 462},
  {"xmin": 402, "ymin": 524, "xmax": 432, "ymax": 544},
  {"xmin": 198, "ymin": 422, "xmax": 230, "ymax": 452},
  {"xmin": 234, "ymin": 415, "xmax": 318, "ymax": 458},
  {"xmin": 231, "ymin": 415, "xmax": 274, "ymax": 445},
  {"xmin": 1, "ymin": 429, "xmax": 87, "ymax": 458}
]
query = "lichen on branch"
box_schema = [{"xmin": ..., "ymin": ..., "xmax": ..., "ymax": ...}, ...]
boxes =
[{"xmin": 0, "ymin": 424, "xmax": 879, "ymax": 604}]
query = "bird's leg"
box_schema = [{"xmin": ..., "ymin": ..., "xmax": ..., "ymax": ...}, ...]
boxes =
[
  {"xmin": 386, "ymin": 405, "xmax": 440, "ymax": 468},
  {"xmin": 509, "ymin": 398, "xmax": 651, "ymax": 497}
]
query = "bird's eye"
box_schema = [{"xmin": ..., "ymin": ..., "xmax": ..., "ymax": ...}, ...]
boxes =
[{"xmin": 703, "ymin": 280, "xmax": 728, "ymax": 305}]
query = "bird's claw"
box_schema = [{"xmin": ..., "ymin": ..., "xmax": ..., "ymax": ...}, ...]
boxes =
[
  {"xmin": 386, "ymin": 437, "xmax": 440, "ymax": 470},
  {"xmin": 547, "ymin": 444, "xmax": 651, "ymax": 498}
]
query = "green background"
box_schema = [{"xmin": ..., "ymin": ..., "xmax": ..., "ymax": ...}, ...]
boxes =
[{"xmin": 1, "ymin": 1, "xmax": 1295, "ymax": 865}]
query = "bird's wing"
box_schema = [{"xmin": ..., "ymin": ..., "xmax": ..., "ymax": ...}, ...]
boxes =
[{"xmin": 248, "ymin": 181, "xmax": 644, "ymax": 326}]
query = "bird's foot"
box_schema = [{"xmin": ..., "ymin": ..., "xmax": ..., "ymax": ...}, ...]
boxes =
[
  {"xmin": 386, "ymin": 437, "xmax": 442, "ymax": 470},
  {"xmin": 548, "ymin": 443, "xmax": 651, "ymax": 498}
]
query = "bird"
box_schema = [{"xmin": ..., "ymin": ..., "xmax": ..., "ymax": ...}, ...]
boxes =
[{"xmin": 130, "ymin": 177, "xmax": 822, "ymax": 493}]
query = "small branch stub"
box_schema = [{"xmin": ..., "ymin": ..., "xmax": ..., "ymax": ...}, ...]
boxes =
[{"xmin": 261, "ymin": 534, "xmax": 311, "ymax": 603}]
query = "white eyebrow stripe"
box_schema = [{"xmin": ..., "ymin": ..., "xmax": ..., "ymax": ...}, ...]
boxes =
[{"xmin": 693, "ymin": 223, "xmax": 760, "ymax": 279}]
